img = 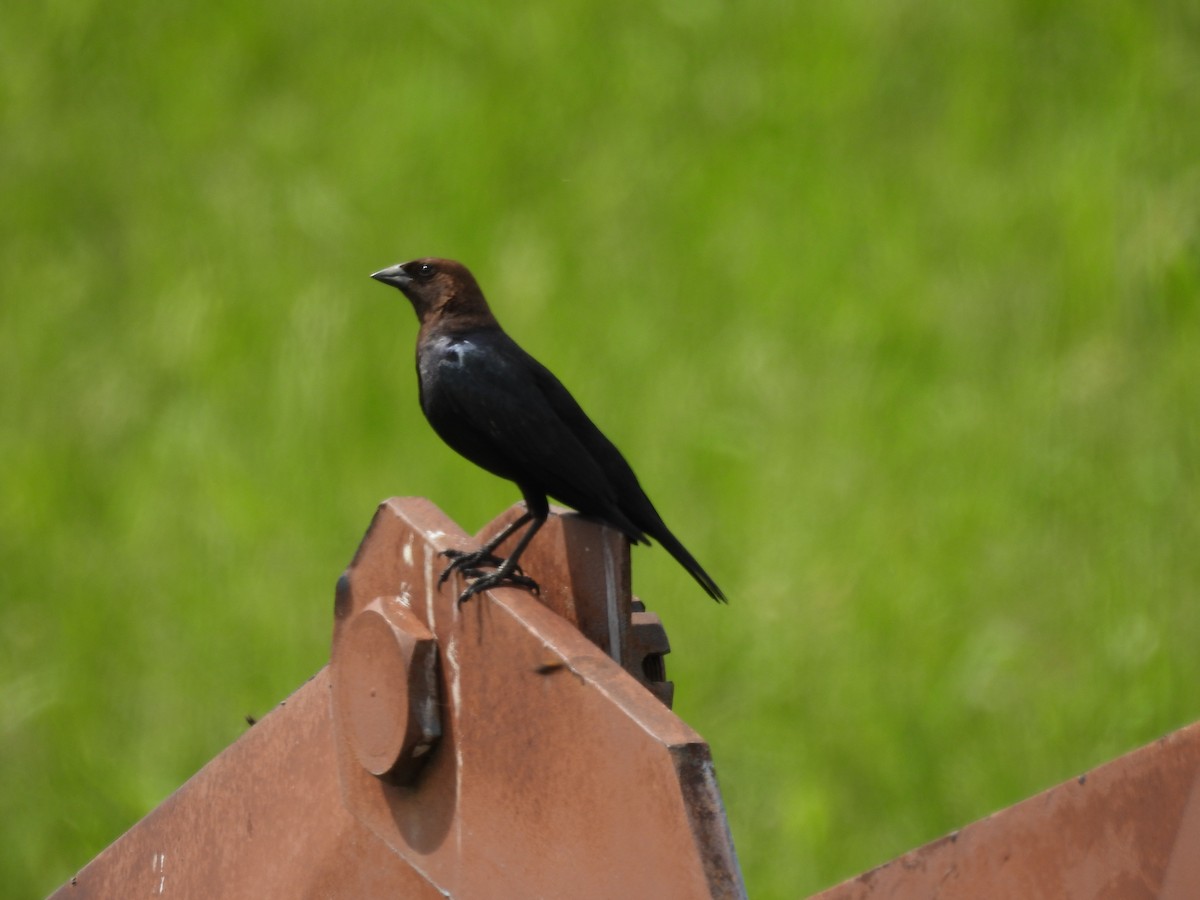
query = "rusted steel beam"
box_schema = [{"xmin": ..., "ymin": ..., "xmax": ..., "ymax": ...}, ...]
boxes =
[
  {"xmin": 53, "ymin": 498, "xmax": 744, "ymax": 899},
  {"xmin": 811, "ymin": 720, "xmax": 1200, "ymax": 899},
  {"xmin": 51, "ymin": 672, "xmax": 444, "ymax": 899}
]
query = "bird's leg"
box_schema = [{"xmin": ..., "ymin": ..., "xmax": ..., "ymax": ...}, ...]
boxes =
[
  {"xmin": 446, "ymin": 512, "xmax": 547, "ymax": 604},
  {"xmin": 439, "ymin": 512, "xmax": 534, "ymax": 585}
]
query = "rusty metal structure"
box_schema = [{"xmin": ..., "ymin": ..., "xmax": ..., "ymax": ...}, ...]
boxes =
[
  {"xmin": 813, "ymin": 719, "xmax": 1200, "ymax": 899},
  {"xmin": 52, "ymin": 496, "xmax": 1200, "ymax": 898},
  {"xmin": 53, "ymin": 498, "xmax": 745, "ymax": 899}
]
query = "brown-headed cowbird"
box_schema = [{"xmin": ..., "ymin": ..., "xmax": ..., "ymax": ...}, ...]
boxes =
[{"xmin": 371, "ymin": 257, "xmax": 726, "ymax": 604}]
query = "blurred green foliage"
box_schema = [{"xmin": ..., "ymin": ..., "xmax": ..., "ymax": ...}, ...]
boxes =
[{"xmin": 3, "ymin": 0, "xmax": 1199, "ymax": 896}]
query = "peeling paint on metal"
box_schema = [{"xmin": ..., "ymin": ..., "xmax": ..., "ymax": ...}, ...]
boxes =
[{"xmin": 602, "ymin": 538, "xmax": 621, "ymax": 663}]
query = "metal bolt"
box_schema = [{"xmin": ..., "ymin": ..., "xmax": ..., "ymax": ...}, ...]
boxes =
[{"xmin": 332, "ymin": 596, "xmax": 441, "ymax": 785}]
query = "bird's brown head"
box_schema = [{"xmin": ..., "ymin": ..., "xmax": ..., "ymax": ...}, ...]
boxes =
[{"xmin": 370, "ymin": 257, "xmax": 495, "ymax": 330}]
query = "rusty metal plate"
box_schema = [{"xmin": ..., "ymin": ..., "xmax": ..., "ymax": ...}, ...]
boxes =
[
  {"xmin": 811, "ymin": 722, "xmax": 1200, "ymax": 899},
  {"xmin": 330, "ymin": 498, "xmax": 744, "ymax": 899},
  {"xmin": 52, "ymin": 498, "xmax": 744, "ymax": 899},
  {"xmin": 52, "ymin": 672, "xmax": 445, "ymax": 899}
]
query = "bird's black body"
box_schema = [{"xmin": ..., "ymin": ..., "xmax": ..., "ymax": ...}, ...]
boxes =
[
  {"xmin": 420, "ymin": 328, "xmax": 643, "ymax": 539},
  {"xmin": 371, "ymin": 257, "xmax": 725, "ymax": 603}
]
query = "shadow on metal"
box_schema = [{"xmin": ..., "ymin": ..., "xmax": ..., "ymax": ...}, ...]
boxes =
[{"xmin": 52, "ymin": 498, "xmax": 745, "ymax": 900}]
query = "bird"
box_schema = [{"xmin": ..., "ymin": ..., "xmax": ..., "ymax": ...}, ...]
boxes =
[{"xmin": 370, "ymin": 257, "xmax": 726, "ymax": 604}]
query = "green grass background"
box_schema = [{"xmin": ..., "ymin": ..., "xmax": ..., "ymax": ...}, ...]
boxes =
[{"xmin": 3, "ymin": 1, "xmax": 1198, "ymax": 896}]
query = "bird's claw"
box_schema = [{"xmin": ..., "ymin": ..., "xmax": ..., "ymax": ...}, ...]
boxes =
[
  {"xmin": 438, "ymin": 547, "xmax": 539, "ymax": 602},
  {"xmin": 438, "ymin": 547, "xmax": 504, "ymax": 584},
  {"xmin": 454, "ymin": 569, "xmax": 541, "ymax": 605},
  {"xmin": 439, "ymin": 548, "xmax": 517, "ymax": 585}
]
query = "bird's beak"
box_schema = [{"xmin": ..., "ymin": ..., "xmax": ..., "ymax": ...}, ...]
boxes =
[{"xmin": 370, "ymin": 264, "xmax": 411, "ymax": 289}]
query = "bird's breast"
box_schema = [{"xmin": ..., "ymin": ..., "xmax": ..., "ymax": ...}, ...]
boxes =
[{"xmin": 421, "ymin": 336, "xmax": 474, "ymax": 380}]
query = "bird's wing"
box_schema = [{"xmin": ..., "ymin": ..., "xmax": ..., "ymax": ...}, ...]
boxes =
[
  {"xmin": 534, "ymin": 351, "xmax": 726, "ymax": 601},
  {"xmin": 533, "ymin": 365, "xmax": 649, "ymax": 500},
  {"xmin": 422, "ymin": 334, "xmax": 644, "ymax": 540}
]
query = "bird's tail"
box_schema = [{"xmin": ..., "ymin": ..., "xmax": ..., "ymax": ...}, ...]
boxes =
[{"xmin": 652, "ymin": 526, "xmax": 727, "ymax": 603}]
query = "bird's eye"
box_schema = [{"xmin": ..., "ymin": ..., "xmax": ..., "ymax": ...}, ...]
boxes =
[{"xmin": 416, "ymin": 263, "xmax": 436, "ymax": 280}]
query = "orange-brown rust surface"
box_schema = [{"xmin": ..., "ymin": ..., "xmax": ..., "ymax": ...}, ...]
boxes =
[
  {"xmin": 330, "ymin": 497, "xmax": 743, "ymax": 900},
  {"xmin": 53, "ymin": 498, "xmax": 744, "ymax": 900},
  {"xmin": 812, "ymin": 722, "xmax": 1200, "ymax": 900},
  {"xmin": 53, "ymin": 671, "xmax": 444, "ymax": 899}
]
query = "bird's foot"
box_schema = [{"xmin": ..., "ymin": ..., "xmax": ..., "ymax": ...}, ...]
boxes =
[
  {"xmin": 454, "ymin": 567, "xmax": 540, "ymax": 605},
  {"xmin": 438, "ymin": 547, "xmax": 539, "ymax": 602},
  {"xmin": 439, "ymin": 548, "xmax": 513, "ymax": 584}
]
